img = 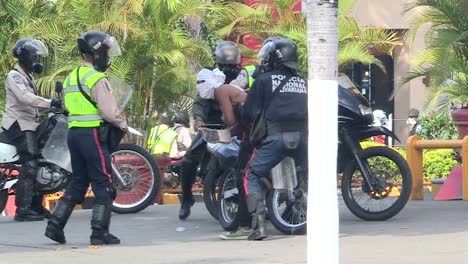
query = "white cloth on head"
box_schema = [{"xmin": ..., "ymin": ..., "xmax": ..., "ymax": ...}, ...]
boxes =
[{"xmin": 196, "ymin": 68, "xmax": 226, "ymax": 99}]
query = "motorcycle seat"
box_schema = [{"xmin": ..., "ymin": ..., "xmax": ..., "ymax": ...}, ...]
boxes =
[{"xmin": 0, "ymin": 132, "xmax": 12, "ymax": 145}]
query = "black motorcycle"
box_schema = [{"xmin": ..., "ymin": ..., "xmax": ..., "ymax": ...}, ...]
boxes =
[
  {"xmin": 338, "ymin": 75, "xmax": 412, "ymax": 221},
  {"xmin": 205, "ymin": 132, "xmax": 307, "ymax": 235},
  {"xmin": 215, "ymin": 75, "xmax": 412, "ymax": 235}
]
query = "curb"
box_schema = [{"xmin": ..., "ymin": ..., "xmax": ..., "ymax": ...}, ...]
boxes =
[{"xmin": 161, "ymin": 193, "xmax": 204, "ymax": 205}]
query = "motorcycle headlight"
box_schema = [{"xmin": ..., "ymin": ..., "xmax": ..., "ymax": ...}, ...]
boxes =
[{"xmin": 359, "ymin": 104, "xmax": 372, "ymax": 116}]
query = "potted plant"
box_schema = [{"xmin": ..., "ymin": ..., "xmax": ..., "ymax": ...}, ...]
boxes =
[
  {"xmin": 403, "ymin": 0, "xmax": 468, "ymax": 137},
  {"xmin": 422, "ymin": 60, "xmax": 468, "ymax": 138}
]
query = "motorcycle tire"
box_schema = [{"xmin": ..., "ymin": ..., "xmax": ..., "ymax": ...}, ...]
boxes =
[
  {"xmin": 341, "ymin": 146, "xmax": 412, "ymax": 221},
  {"xmin": 0, "ymin": 190, "xmax": 8, "ymax": 215},
  {"xmin": 202, "ymin": 159, "xmax": 221, "ymax": 220},
  {"xmin": 216, "ymin": 168, "xmax": 240, "ymax": 231},
  {"xmin": 267, "ymin": 186, "xmax": 307, "ymax": 235},
  {"xmin": 111, "ymin": 144, "xmax": 160, "ymax": 214}
]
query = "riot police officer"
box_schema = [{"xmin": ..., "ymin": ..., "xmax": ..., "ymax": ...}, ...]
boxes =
[
  {"xmin": 45, "ymin": 30, "xmax": 127, "ymax": 245},
  {"xmin": 1, "ymin": 38, "xmax": 62, "ymax": 221},
  {"xmin": 240, "ymin": 37, "xmax": 307, "ymax": 240},
  {"xmin": 179, "ymin": 41, "xmax": 248, "ymax": 220}
]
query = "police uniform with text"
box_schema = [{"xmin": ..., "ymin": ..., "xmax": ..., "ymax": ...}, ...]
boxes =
[
  {"xmin": 45, "ymin": 30, "xmax": 127, "ymax": 246},
  {"xmin": 240, "ymin": 38, "xmax": 307, "ymax": 240}
]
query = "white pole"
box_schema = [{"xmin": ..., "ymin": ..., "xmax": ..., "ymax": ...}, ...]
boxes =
[{"xmin": 306, "ymin": 0, "xmax": 339, "ymax": 263}]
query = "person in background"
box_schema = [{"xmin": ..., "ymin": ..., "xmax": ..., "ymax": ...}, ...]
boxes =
[
  {"xmin": 170, "ymin": 112, "xmax": 192, "ymax": 159},
  {"xmin": 407, "ymin": 108, "xmax": 422, "ymax": 136},
  {"xmin": 147, "ymin": 113, "xmax": 178, "ymax": 156},
  {"xmin": 372, "ymin": 109, "xmax": 389, "ymax": 144}
]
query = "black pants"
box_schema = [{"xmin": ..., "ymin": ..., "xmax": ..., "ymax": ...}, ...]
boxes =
[
  {"xmin": 180, "ymin": 132, "xmax": 207, "ymax": 202},
  {"xmin": 64, "ymin": 128, "xmax": 112, "ymax": 205},
  {"xmin": 3, "ymin": 122, "xmax": 43, "ymax": 211},
  {"xmin": 235, "ymin": 135, "xmax": 253, "ymax": 227}
]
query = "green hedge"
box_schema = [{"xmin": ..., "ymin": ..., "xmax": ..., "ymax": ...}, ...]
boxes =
[{"xmin": 360, "ymin": 141, "xmax": 458, "ymax": 181}]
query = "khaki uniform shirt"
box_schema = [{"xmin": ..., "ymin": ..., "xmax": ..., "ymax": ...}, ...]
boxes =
[
  {"xmin": 1, "ymin": 65, "xmax": 51, "ymax": 131},
  {"xmin": 80, "ymin": 62, "xmax": 127, "ymax": 129}
]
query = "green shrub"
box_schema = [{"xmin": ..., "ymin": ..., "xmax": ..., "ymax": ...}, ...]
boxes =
[
  {"xmin": 422, "ymin": 149, "xmax": 459, "ymax": 180},
  {"xmin": 417, "ymin": 112, "xmax": 458, "ymax": 140},
  {"xmin": 360, "ymin": 141, "xmax": 457, "ymax": 181}
]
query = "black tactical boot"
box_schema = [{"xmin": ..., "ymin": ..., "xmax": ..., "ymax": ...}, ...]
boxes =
[
  {"xmin": 14, "ymin": 176, "xmax": 43, "ymax": 222},
  {"xmin": 178, "ymin": 157, "xmax": 197, "ymax": 220},
  {"xmin": 178, "ymin": 198, "xmax": 195, "ymax": 220},
  {"xmin": 44, "ymin": 196, "xmax": 75, "ymax": 244},
  {"xmin": 90, "ymin": 203, "xmax": 120, "ymax": 245},
  {"xmin": 247, "ymin": 192, "xmax": 268, "ymax": 241},
  {"xmin": 32, "ymin": 195, "xmax": 51, "ymax": 219}
]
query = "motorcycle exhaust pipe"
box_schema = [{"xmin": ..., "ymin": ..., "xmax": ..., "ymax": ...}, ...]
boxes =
[{"xmin": 271, "ymin": 157, "xmax": 298, "ymax": 193}]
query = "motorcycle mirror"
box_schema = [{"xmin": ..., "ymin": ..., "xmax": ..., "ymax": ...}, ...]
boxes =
[{"xmin": 55, "ymin": 81, "xmax": 63, "ymax": 93}]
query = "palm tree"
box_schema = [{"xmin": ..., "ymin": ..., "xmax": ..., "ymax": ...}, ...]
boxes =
[
  {"xmin": 210, "ymin": 0, "xmax": 402, "ymax": 75},
  {"xmin": 0, "ymin": 0, "xmax": 55, "ymax": 113},
  {"xmin": 1, "ymin": 0, "xmax": 219, "ymax": 137},
  {"xmin": 403, "ymin": 0, "xmax": 468, "ymax": 110}
]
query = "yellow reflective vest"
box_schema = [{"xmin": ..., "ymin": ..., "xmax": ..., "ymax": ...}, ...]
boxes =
[
  {"xmin": 64, "ymin": 66, "xmax": 106, "ymax": 128},
  {"xmin": 245, "ymin": 65, "xmax": 256, "ymax": 88},
  {"xmin": 147, "ymin": 124, "xmax": 178, "ymax": 155}
]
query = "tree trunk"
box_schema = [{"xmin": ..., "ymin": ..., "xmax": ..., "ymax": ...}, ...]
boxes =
[{"xmin": 306, "ymin": 0, "xmax": 339, "ymax": 263}]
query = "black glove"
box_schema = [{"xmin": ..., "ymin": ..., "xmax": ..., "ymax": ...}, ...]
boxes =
[
  {"xmin": 109, "ymin": 185, "xmax": 117, "ymax": 201},
  {"xmin": 51, "ymin": 99, "xmax": 63, "ymax": 108}
]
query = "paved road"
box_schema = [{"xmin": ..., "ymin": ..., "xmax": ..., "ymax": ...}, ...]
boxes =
[
  {"xmin": 0, "ymin": 203, "xmax": 305, "ymax": 264},
  {"xmin": 1, "ymin": 197, "xmax": 468, "ymax": 264}
]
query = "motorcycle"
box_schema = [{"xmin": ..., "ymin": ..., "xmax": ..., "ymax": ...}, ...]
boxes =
[
  {"xmin": 214, "ymin": 74, "xmax": 412, "ymax": 235},
  {"xmin": 163, "ymin": 158, "xmax": 182, "ymax": 190},
  {"xmin": 202, "ymin": 129, "xmax": 308, "ymax": 235},
  {"xmin": 337, "ymin": 75, "xmax": 412, "ymax": 221},
  {"xmin": 0, "ymin": 77, "xmax": 160, "ymax": 215}
]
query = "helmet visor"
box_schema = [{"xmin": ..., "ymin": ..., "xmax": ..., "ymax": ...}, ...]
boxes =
[
  {"xmin": 103, "ymin": 36, "xmax": 122, "ymax": 57},
  {"xmin": 258, "ymin": 41, "xmax": 275, "ymax": 60},
  {"xmin": 25, "ymin": 39, "xmax": 49, "ymax": 57}
]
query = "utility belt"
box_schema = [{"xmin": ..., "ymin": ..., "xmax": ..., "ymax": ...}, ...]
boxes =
[{"xmin": 266, "ymin": 121, "xmax": 306, "ymax": 136}]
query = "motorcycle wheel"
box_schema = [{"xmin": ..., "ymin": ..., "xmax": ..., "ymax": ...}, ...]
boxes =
[
  {"xmin": 341, "ymin": 146, "xmax": 412, "ymax": 221},
  {"xmin": 267, "ymin": 173, "xmax": 308, "ymax": 235},
  {"xmin": 111, "ymin": 144, "xmax": 160, "ymax": 214},
  {"xmin": 216, "ymin": 168, "xmax": 240, "ymax": 231},
  {"xmin": 202, "ymin": 159, "xmax": 221, "ymax": 220},
  {"xmin": 0, "ymin": 190, "xmax": 8, "ymax": 215}
]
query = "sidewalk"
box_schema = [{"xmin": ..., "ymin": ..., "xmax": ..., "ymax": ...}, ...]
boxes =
[{"xmin": 340, "ymin": 198, "xmax": 468, "ymax": 264}]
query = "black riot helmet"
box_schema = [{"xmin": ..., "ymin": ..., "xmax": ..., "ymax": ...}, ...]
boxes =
[
  {"xmin": 214, "ymin": 41, "xmax": 242, "ymax": 83},
  {"xmin": 77, "ymin": 30, "xmax": 122, "ymax": 72},
  {"xmin": 258, "ymin": 37, "xmax": 299, "ymax": 71},
  {"xmin": 12, "ymin": 38, "xmax": 49, "ymax": 74},
  {"xmin": 172, "ymin": 112, "xmax": 190, "ymax": 127}
]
